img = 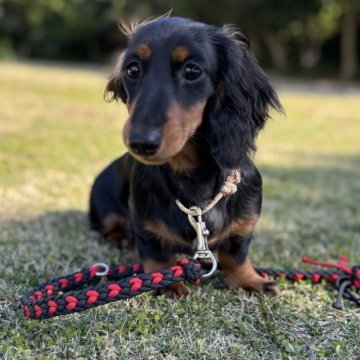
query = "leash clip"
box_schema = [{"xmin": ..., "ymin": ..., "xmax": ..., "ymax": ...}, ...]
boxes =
[{"xmin": 188, "ymin": 206, "xmax": 217, "ymax": 278}]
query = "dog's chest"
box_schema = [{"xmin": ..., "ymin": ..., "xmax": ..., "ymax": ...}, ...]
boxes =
[
  {"xmin": 132, "ymin": 167, "xmax": 233, "ymax": 249},
  {"xmin": 143, "ymin": 203, "xmax": 228, "ymax": 250}
]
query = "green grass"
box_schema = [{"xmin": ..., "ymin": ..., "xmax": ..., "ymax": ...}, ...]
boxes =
[{"xmin": 0, "ymin": 61, "xmax": 359, "ymax": 359}]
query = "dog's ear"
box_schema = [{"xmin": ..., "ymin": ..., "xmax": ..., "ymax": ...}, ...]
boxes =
[
  {"xmin": 205, "ymin": 26, "xmax": 283, "ymax": 170},
  {"xmin": 104, "ymin": 52, "xmax": 127, "ymax": 103}
]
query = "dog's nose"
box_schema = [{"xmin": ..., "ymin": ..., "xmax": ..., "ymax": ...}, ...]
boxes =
[{"xmin": 129, "ymin": 130, "xmax": 161, "ymax": 156}]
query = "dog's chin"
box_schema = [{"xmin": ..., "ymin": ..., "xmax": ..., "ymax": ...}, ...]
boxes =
[{"xmin": 128, "ymin": 151, "xmax": 172, "ymax": 166}]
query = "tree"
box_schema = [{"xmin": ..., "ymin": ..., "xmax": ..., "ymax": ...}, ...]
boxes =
[{"xmin": 340, "ymin": 0, "xmax": 358, "ymax": 79}]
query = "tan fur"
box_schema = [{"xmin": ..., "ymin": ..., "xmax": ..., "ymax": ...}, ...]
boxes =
[
  {"xmin": 142, "ymin": 256, "xmax": 176, "ymax": 272},
  {"xmin": 102, "ymin": 213, "xmax": 124, "ymax": 234},
  {"xmin": 122, "ymin": 119, "xmax": 131, "ymax": 143},
  {"xmin": 143, "ymin": 256, "xmax": 189, "ymax": 297},
  {"xmin": 136, "ymin": 43, "xmax": 152, "ymax": 60},
  {"xmin": 218, "ymin": 253, "xmax": 276, "ymax": 293},
  {"xmin": 208, "ymin": 215, "xmax": 259, "ymax": 247},
  {"xmin": 171, "ymin": 46, "xmax": 190, "ymax": 62},
  {"xmin": 126, "ymin": 98, "xmax": 137, "ymax": 113},
  {"xmin": 168, "ymin": 140, "xmax": 198, "ymax": 173},
  {"xmin": 157, "ymin": 101, "xmax": 205, "ymax": 160},
  {"xmin": 102, "ymin": 212, "xmax": 131, "ymax": 247},
  {"xmin": 145, "ymin": 215, "xmax": 258, "ymax": 249},
  {"xmin": 124, "ymin": 100, "xmax": 205, "ymax": 166},
  {"xmin": 144, "ymin": 221, "xmax": 189, "ymax": 247},
  {"xmin": 123, "ymin": 96, "xmax": 139, "ymax": 138}
]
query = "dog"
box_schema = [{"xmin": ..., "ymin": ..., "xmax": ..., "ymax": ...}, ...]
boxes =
[{"xmin": 89, "ymin": 16, "xmax": 283, "ymax": 297}]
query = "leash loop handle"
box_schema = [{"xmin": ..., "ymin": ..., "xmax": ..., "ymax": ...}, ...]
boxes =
[{"xmin": 92, "ymin": 262, "xmax": 109, "ymax": 277}]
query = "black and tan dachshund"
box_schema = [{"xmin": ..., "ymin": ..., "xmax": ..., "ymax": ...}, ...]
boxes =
[{"xmin": 89, "ymin": 16, "xmax": 283, "ymax": 297}]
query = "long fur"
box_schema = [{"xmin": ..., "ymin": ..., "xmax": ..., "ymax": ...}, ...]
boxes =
[
  {"xmin": 91, "ymin": 17, "xmax": 283, "ymax": 296},
  {"xmin": 205, "ymin": 26, "xmax": 283, "ymax": 169}
]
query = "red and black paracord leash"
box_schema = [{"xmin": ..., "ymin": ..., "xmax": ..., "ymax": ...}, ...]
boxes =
[
  {"xmin": 20, "ymin": 256, "xmax": 360, "ymax": 320},
  {"xmin": 257, "ymin": 256, "xmax": 360, "ymax": 310},
  {"xmin": 20, "ymin": 258, "xmax": 205, "ymax": 320}
]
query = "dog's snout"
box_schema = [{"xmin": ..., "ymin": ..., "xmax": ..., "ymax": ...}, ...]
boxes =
[
  {"xmin": 131, "ymin": 141, "xmax": 159, "ymax": 156},
  {"xmin": 129, "ymin": 130, "xmax": 161, "ymax": 156}
]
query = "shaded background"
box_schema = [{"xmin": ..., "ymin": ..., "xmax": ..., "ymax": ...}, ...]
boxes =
[{"xmin": 0, "ymin": 0, "xmax": 359, "ymax": 80}]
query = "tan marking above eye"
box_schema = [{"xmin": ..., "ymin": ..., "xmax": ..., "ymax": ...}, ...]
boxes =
[
  {"xmin": 136, "ymin": 44, "xmax": 152, "ymax": 60},
  {"xmin": 171, "ymin": 46, "xmax": 190, "ymax": 62}
]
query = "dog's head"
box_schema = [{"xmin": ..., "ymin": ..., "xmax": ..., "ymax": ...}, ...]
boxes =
[{"xmin": 105, "ymin": 16, "xmax": 283, "ymax": 169}]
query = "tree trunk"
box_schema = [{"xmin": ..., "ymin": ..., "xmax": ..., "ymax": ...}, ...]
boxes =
[
  {"xmin": 262, "ymin": 30, "xmax": 287, "ymax": 71},
  {"xmin": 340, "ymin": 0, "xmax": 358, "ymax": 80}
]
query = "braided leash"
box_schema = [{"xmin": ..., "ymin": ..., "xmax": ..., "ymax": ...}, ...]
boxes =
[
  {"xmin": 20, "ymin": 170, "xmax": 243, "ymax": 320},
  {"xmin": 20, "ymin": 255, "xmax": 359, "ymax": 320},
  {"xmin": 20, "ymin": 258, "xmax": 205, "ymax": 320},
  {"xmin": 257, "ymin": 256, "xmax": 360, "ymax": 309}
]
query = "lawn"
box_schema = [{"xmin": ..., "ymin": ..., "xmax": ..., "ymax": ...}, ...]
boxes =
[{"xmin": 0, "ymin": 61, "xmax": 359, "ymax": 359}]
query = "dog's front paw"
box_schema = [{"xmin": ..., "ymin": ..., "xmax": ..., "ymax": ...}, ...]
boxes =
[
  {"xmin": 220, "ymin": 254, "xmax": 279, "ymax": 296},
  {"xmin": 226, "ymin": 276, "xmax": 278, "ymax": 296},
  {"xmin": 142, "ymin": 258, "xmax": 189, "ymax": 298},
  {"xmin": 156, "ymin": 282, "xmax": 189, "ymax": 298},
  {"xmin": 261, "ymin": 280, "xmax": 278, "ymax": 296},
  {"xmin": 225, "ymin": 273, "xmax": 278, "ymax": 295}
]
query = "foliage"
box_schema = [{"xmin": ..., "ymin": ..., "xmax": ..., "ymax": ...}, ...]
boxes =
[
  {"xmin": 0, "ymin": 0, "xmax": 125, "ymax": 60},
  {"xmin": 0, "ymin": 0, "xmax": 358, "ymax": 77}
]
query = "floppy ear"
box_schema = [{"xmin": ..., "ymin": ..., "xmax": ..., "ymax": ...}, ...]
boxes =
[
  {"xmin": 104, "ymin": 52, "xmax": 127, "ymax": 103},
  {"xmin": 205, "ymin": 26, "xmax": 283, "ymax": 170}
]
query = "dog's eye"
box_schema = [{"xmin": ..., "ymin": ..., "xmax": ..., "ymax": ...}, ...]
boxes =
[
  {"xmin": 183, "ymin": 64, "xmax": 202, "ymax": 81},
  {"xmin": 126, "ymin": 62, "xmax": 141, "ymax": 79}
]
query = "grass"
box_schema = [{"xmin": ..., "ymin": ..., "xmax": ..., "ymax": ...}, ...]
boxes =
[{"xmin": 0, "ymin": 60, "xmax": 359, "ymax": 359}]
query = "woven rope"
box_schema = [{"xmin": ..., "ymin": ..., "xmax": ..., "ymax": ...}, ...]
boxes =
[
  {"xmin": 20, "ymin": 256, "xmax": 360, "ymax": 320},
  {"xmin": 20, "ymin": 258, "xmax": 205, "ymax": 320},
  {"xmin": 176, "ymin": 169, "xmax": 241, "ymax": 216}
]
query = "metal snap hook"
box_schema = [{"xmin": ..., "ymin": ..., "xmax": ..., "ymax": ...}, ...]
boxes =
[
  {"xmin": 194, "ymin": 250, "xmax": 218, "ymax": 278},
  {"xmin": 187, "ymin": 206, "xmax": 217, "ymax": 278}
]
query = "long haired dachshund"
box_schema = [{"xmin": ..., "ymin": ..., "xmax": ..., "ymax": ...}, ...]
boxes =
[{"xmin": 89, "ymin": 16, "xmax": 283, "ymax": 297}]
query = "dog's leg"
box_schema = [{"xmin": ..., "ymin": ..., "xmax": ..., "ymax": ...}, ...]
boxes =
[
  {"xmin": 89, "ymin": 156, "xmax": 132, "ymax": 247},
  {"xmin": 142, "ymin": 257, "xmax": 189, "ymax": 298},
  {"xmin": 218, "ymin": 236, "xmax": 278, "ymax": 296},
  {"xmin": 101, "ymin": 212, "xmax": 132, "ymax": 247},
  {"xmin": 133, "ymin": 223, "xmax": 188, "ymax": 298}
]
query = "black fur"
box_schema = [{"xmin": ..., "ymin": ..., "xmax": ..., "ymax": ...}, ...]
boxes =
[{"xmin": 90, "ymin": 17, "xmax": 282, "ymax": 277}]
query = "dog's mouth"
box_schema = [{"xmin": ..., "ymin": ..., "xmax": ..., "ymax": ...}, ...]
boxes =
[
  {"xmin": 127, "ymin": 151, "xmax": 171, "ymax": 166},
  {"xmin": 126, "ymin": 138, "xmax": 199, "ymax": 174},
  {"xmin": 123, "ymin": 125, "xmax": 198, "ymax": 167},
  {"xmin": 125, "ymin": 138, "xmax": 186, "ymax": 166}
]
